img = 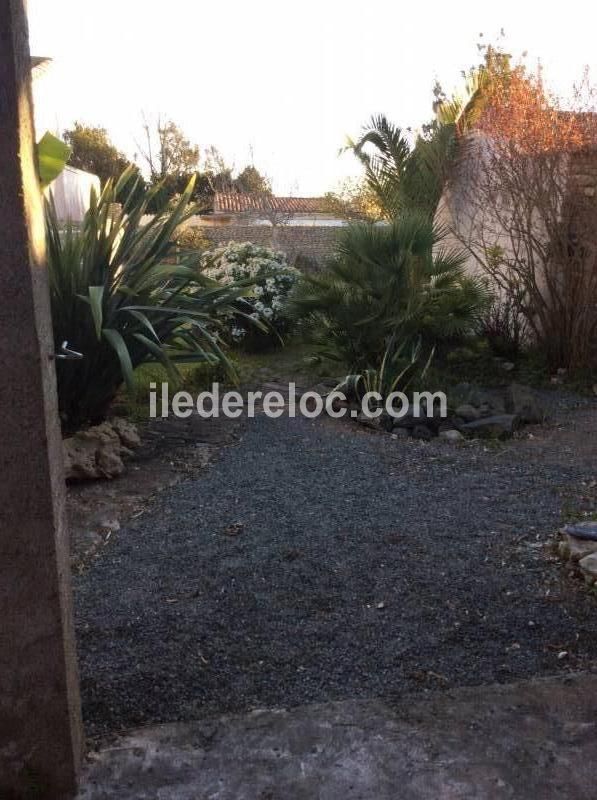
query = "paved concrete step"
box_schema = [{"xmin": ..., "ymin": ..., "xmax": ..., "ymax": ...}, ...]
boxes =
[{"xmin": 79, "ymin": 672, "xmax": 597, "ymax": 799}]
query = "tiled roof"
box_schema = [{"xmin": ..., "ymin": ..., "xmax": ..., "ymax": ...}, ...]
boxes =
[{"xmin": 214, "ymin": 192, "xmax": 327, "ymax": 214}]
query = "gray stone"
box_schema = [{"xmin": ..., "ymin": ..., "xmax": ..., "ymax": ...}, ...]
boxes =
[
  {"xmin": 63, "ymin": 421, "xmax": 138, "ymax": 480},
  {"xmin": 560, "ymin": 533, "xmax": 597, "ymax": 561},
  {"xmin": 562, "ymin": 521, "xmax": 597, "ymax": 541},
  {"xmin": 461, "ymin": 414, "xmax": 520, "ymax": 439},
  {"xmin": 411, "ymin": 424, "xmax": 433, "ymax": 441},
  {"xmin": 504, "ymin": 384, "xmax": 545, "ymax": 424},
  {"xmin": 391, "ymin": 427, "xmax": 410, "ymax": 440},
  {"xmin": 579, "ymin": 552, "xmax": 597, "ymax": 583},
  {"xmin": 96, "ymin": 517, "xmax": 121, "ymax": 532},
  {"xmin": 468, "ymin": 388, "xmax": 506, "ymax": 414},
  {"xmin": 356, "ymin": 412, "xmax": 384, "ymax": 431},
  {"xmin": 455, "ymin": 403, "xmax": 481, "ymax": 422},
  {"xmin": 109, "ymin": 417, "xmax": 141, "ymax": 449},
  {"xmin": 439, "ymin": 429, "xmax": 464, "ymax": 443}
]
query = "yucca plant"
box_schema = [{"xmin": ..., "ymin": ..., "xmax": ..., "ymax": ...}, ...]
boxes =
[
  {"xmin": 289, "ymin": 213, "xmax": 489, "ymax": 372},
  {"xmin": 340, "ymin": 334, "xmax": 435, "ymax": 408},
  {"xmin": 47, "ymin": 168, "xmax": 250, "ymax": 431}
]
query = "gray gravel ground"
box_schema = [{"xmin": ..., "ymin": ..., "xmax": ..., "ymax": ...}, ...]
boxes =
[{"xmin": 75, "ymin": 394, "xmax": 597, "ymax": 738}]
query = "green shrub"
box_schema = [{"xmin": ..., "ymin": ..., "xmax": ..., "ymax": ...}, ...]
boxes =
[
  {"xmin": 174, "ymin": 224, "xmax": 211, "ymax": 252},
  {"xmin": 201, "ymin": 241, "xmax": 299, "ymax": 349},
  {"xmin": 478, "ymin": 297, "xmax": 529, "ymax": 359},
  {"xmin": 47, "ymin": 168, "xmax": 248, "ymax": 431},
  {"xmin": 289, "ymin": 213, "xmax": 489, "ymax": 371}
]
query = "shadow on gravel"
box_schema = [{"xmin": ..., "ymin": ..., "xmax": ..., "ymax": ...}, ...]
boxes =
[{"xmin": 74, "ymin": 410, "xmax": 597, "ymax": 738}]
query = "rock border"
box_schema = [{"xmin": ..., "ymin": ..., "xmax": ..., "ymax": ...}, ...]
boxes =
[
  {"xmin": 558, "ymin": 522, "xmax": 597, "ymax": 590},
  {"xmin": 63, "ymin": 418, "xmax": 141, "ymax": 481}
]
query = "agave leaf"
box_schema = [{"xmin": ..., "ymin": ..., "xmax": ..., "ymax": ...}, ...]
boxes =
[
  {"xmin": 102, "ymin": 328, "xmax": 135, "ymax": 391},
  {"xmin": 127, "ymin": 310, "xmax": 160, "ymax": 343},
  {"xmin": 87, "ymin": 286, "xmax": 104, "ymax": 340},
  {"xmin": 132, "ymin": 332, "xmax": 180, "ymax": 384}
]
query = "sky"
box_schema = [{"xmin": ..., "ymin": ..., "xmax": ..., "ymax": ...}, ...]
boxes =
[{"xmin": 26, "ymin": 0, "xmax": 597, "ymax": 196}]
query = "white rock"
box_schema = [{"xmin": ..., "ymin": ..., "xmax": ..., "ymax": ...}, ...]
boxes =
[
  {"xmin": 439, "ymin": 429, "xmax": 464, "ymax": 443},
  {"xmin": 561, "ymin": 534, "xmax": 597, "ymax": 561},
  {"xmin": 63, "ymin": 420, "xmax": 139, "ymax": 481},
  {"xmin": 110, "ymin": 417, "xmax": 141, "ymax": 449},
  {"xmin": 579, "ymin": 552, "xmax": 597, "ymax": 583}
]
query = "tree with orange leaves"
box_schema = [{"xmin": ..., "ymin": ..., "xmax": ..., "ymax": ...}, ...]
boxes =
[
  {"xmin": 449, "ymin": 45, "xmax": 597, "ymax": 370},
  {"xmin": 477, "ymin": 49, "xmax": 597, "ymax": 156}
]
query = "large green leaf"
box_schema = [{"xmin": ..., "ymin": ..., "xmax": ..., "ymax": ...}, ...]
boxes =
[
  {"xmin": 37, "ymin": 132, "xmax": 71, "ymax": 188},
  {"xmin": 87, "ymin": 286, "xmax": 104, "ymax": 340},
  {"xmin": 103, "ymin": 328, "xmax": 135, "ymax": 391}
]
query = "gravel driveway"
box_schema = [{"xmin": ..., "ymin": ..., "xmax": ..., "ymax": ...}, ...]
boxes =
[{"xmin": 75, "ymin": 398, "xmax": 597, "ymax": 738}]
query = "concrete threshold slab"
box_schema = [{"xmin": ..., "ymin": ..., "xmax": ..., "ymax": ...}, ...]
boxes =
[{"xmin": 78, "ymin": 673, "xmax": 597, "ymax": 800}]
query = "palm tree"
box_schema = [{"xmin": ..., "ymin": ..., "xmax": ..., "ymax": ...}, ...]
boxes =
[
  {"xmin": 347, "ymin": 114, "xmax": 411, "ymax": 219},
  {"xmin": 347, "ymin": 69, "xmax": 488, "ymax": 220},
  {"xmin": 290, "ymin": 212, "xmax": 489, "ymax": 370}
]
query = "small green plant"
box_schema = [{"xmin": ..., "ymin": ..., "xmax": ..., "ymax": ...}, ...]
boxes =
[
  {"xmin": 479, "ymin": 296, "xmax": 529, "ymax": 359},
  {"xmin": 340, "ymin": 334, "xmax": 434, "ymax": 409},
  {"xmin": 174, "ymin": 224, "xmax": 211, "ymax": 252},
  {"xmin": 47, "ymin": 168, "xmax": 249, "ymax": 431}
]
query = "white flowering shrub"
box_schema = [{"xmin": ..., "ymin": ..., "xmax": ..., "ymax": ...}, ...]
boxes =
[{"xmin": 201, "ymin": 241, "xmax": 299, "ymax": 346}]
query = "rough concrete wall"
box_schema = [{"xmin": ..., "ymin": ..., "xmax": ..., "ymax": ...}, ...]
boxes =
[
  {"xmin": 193, "ymin": 224, "xmax": 342, "ymax": 269},
  {"xmin": 0, "ymin": 1, "xmax": 83, "ymax": 796},
  {"xmin": 568, "ymin": 151, "xmax": 597, "ymax": 203},
  {"xmin": 435, "ymin": 132, "xmax": 522, "ymax": 284},
  {"xmin": 437, "ymin": 134, "xmax": 597, "ymax": 283}
]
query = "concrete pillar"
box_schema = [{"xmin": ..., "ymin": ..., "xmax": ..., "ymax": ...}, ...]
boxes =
[{"xmin": 0, "ymin": 1, "xmax": 83, "ymax": 797}]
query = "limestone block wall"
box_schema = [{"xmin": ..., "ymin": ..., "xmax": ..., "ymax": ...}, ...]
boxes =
[
  {"xmin": 184, "ymin": 223, "xmax": 343, "ymax": 270},
  {"xmin": 436, "ymin": 134, "xmax": 597, "ymax": 283}
]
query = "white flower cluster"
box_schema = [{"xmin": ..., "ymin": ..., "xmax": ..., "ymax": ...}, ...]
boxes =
[{"xmin": 202, "ymin": 241, "xmax": 299, "ymax": 341}]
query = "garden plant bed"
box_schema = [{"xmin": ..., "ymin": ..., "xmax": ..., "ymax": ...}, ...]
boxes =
[{"xmin": 74, "ymin": 389, "xmax": 597, "ymax": 739}]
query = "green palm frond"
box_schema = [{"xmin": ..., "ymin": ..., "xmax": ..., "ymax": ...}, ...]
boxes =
[
  {"xmin": 435, "ymin": 67, "xmax": 488, "ymax": 134},
  {"xmin": 346, "ymin": 115, "xmax": 412, "ymax": 219},
  {"xmin": 346, "ymin": 70, "xmax": 489, "ymax": 221}
]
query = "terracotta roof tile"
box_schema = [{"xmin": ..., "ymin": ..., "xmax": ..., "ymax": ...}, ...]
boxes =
[{"xmin": 214, "ymin": 192, "xmax": 327, "ymax": 214}]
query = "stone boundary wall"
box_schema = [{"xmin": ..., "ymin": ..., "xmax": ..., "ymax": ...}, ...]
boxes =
[
  {"xmin": 436, "ymin": 135, "xmax": 597, "ymax": 280},
  {"xmin": 569, "ymin": 151, "xmax": 597, "ymax": 204},
  {"xmin": 196, "ymin": 224, "xmax": 343, "ymax": 270}
]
